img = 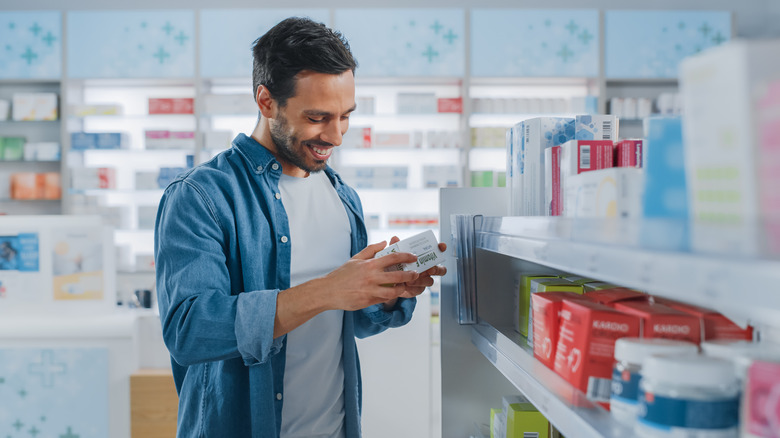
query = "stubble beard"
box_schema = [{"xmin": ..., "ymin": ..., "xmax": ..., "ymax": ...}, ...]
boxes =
[{"xmin": 269, "ymin": 112, "xmax": 327, "ymax": 174}]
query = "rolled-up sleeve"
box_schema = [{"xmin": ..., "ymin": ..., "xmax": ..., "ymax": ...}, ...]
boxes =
[
  {"xmin": 352, "ymin": 297, "xmax": 417, "ymax": 339},
  {"xmin": 155, "ymin": 180, "xmax": 283, "ymax": 367}
]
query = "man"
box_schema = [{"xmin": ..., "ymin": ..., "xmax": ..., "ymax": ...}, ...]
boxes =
[{"xmin": 154, "ymin": 17, "xmax": 446, "ymax": 438}]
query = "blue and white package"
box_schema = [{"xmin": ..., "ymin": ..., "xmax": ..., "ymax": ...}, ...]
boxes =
[
  {"xmin": 640, "ymin": 117, "xmax": 689, "ymax": 251},
  {"xmin": 575, "ymin": 114, "xmax": 619, "ymax": 141}
]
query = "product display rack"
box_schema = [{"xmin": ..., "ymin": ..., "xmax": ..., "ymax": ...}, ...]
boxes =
[
  {"xmin": 441, "ymin": 190, "xmax": 779, "ymax": 438},
  {"xmin": 467, "ymin": 216, "xmax": 780, "ymax": 437},
  {"xmin": 0, "ymin": 79, "xmax": 63, "ymax": 215}
]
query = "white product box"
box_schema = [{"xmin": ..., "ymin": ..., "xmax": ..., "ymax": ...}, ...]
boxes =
[
  {"xmin": 23, "ymin": 142, "xmax": 60, "ymax": 161},
  {"xmin": 135, "ymin": 171, "xmax": 160, "ymax": 190},
  {"xmin": 202, "ymin": 93, "xmax": 257, "ymax": 115},
  {"xmin": 341, "ymin": 126, "xmax": 372, "ymax": 148},
  {"xmin": 137, "ymin": 205, "xmax": 158, "ymax": 230},
  {"xmin": 507, "ymin": 123, "xmax": 524, "ymax": 216},
  {"xmin": 374, "ymin": 230, "xmax": 445, "ymax": 273},
  {"xmin": 68, "ymin": 104, "xmax": 123, "ymax": 117},
  {"xmin": 575, "ymin": 114, "xmax": 619, "ymax": 141},
  {"xmin": 0, "ymin": 99, "xmax": 10, "ymax": 120},
  {"xmin": 522, "ymin": 117, "xmax": 576, "ymax": 216},
  {"xmin": 373, "ymin": 132, "xmax": 413, "ymax": 148},
  {"xmin": 12, "ymin": 93, "xmax": 58, "ymax": 121},
  {"xmin": 423, "ymin": 165, "xmax": 460, "ymax": 188},
  {"xmin": 680, "ymin": 39, "xmax": 780, "ymax": 257},
  {"xmin": 71, "ymin": 168, "xmax": 116, "ymax": 190},
  {"xmin": 396, "ymin": 93, "xmax": 436, "ymax": 114},
  {"xmin": 564, "ymin": 167, "xmax": 644, "ymax": 219},
  {"xmin": 203, "ymin": 130, "xmax": 233, "ymax": 150}
]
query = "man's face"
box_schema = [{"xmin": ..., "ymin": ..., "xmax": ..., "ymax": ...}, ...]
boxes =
[{"xmin": 268, "ymin": 70, "xmax": 356, "ymax": 176}]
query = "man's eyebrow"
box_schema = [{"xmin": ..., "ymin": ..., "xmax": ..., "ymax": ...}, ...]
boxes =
[{"xmin": 303, "ymin": 104, "xmax": 357, "ymax": 117}]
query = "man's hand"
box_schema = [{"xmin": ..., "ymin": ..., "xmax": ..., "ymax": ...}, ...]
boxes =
[
  {"xmin": 381, "ymin": 236, "xmax": 448, "ymax": 309},
  {"xmin": 319, "ymin": 240, "xmax": 421, "ymax": 311}
]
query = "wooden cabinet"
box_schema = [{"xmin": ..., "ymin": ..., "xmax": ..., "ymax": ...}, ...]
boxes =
[{"xmin": 130, "ymin": 369, "xmax": 178, "ymax": 438}]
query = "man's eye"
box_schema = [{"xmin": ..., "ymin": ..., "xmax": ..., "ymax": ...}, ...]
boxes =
[{"xmin": 308, "ymin": 117, "xmax": 324, "ymax": 123}]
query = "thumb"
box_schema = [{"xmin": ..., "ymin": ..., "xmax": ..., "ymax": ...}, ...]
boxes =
[{"xmin": 353, "ymin": 241, "xmax": 388, "ymax": 260}]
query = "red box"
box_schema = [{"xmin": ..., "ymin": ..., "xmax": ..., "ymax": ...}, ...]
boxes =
[
  {"xmin": 437, "ymin": 97, "xmax": 462, "ymax": 113},
  {"xmin": 562, "ymin": 140, "xmax": 614, "ymax": 175},
  {"xmin": 655, "ymin": 298, "xmax": 753, "ymax": 341},
  {"xmin": 616, "ymin": 139, "xmax": 643, "ymax": 168},
  {"xmin": 171, "ymin": 98, "xmax": 195, "ymax": 114},
  {"xmin": 532, "ymin": 292, "xmax": 591, "ymax": 369},
  {"xmin": 584, "ymin": 288, "xmax": 647, "ymax": 305},
  {"xmin": 613, "ymin": 301, "xmax": 702, "ymax": 345},
  {"xmin": 148, "ymin": 98, "xmax": 173, "ymax": 114},
  {"xmin": 553, "ymin": 300, "xmax": 641, "ymax": 407}
]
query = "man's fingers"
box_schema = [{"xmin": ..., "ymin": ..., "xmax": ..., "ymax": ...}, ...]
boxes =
[
  {"xmin": 438, "ymin": 242, "xmax": 447, "ymax": 253},
  {"xmin": 353, "ymin": 241, "xmax": 388, "ymax": 260},
  {"xmin": 373, "ymin": 251, "xmax": 417, "ymax": 270}
]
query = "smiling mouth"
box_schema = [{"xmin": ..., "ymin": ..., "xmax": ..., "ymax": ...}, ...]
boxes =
[{"xmin": 306, "ymin": 143, "xmax": 333, "ymax": 160}]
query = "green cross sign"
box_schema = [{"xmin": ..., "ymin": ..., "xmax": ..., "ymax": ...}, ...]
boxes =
[
  {"xmin": 21, "ymin": 47, "xmax": 38, "ymax": 64},
  {"xmin": 162, "ymin": 21, "xmax": 174, "ymax": 35},
  {"xmin": 175, "ymin": 31, "xmax": 189, "ymax": 46},
  {"xmin": 60, "ymin": 427, "xmax": 80, "ymax": 438},
  {"xmin": 153, "ymin": 47, "xmax": 170, "ymax": 64},
  {"xmin": 557, "ymin": 44, "xmax": 574, "ymax": 62},
  {"xmin": 29, "ymin": 22, "xmax": 41, "ymax": 36},
  {"xmin": 699, "ymin": 22, "xmax": 712, "ymax": 37},
  {"xmin": 422, "ymin": 45, "xmax": 439, "ymax": 62},
  {"xmin": 578, "ymin": 29, "xmax": 593, "ymax": 44},
  {"xmin": 565, "ymin": 20, "xmax": 578, "ymax": 35},
  {"xmin": 443, "ymin": 29, "xmax": 458, "ymax": 44},
  {"xmin": 42, "ymin": 31, "xmax": 57, "ymax": 47},
  {"xmin": 430, "ymin": 20, "xmax": 443, "ymax": 34}
]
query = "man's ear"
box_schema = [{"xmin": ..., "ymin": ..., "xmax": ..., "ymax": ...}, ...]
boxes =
[{"xmin": 256, "ymin": 85, "xmax": 276, "ymax": 119}]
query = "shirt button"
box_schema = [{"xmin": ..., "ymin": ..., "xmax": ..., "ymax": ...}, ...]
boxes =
[
  {"xmin": 256, "ymin": 165, "xmax": 263, "ymax": 173},
  {"xmin": 276, "ymin": 393, "xmax": 282, "ymax": 401},
  {"xmin": 272, "ymin": 163, "xmax": 280, "ymax": 171},
  {"xmin": 280, "ymin": 236, "xmax": 288, "ymax": 243},
  {"xmin": 275, "ymin": 193, "xmax": 281, "ymax": 200}
]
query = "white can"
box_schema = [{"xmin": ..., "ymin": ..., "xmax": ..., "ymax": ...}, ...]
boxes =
[
  {"xmin": 611, "ymin": 338, "xmax": 699, "ymax": 427},
  {"xmin": 636, "ymin": 355, "xmax": 740, "ymax": 437}
]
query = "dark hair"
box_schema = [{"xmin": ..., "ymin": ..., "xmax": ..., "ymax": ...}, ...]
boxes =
[{"xmin": 252, "ymin": 17, "xmax": 357, "ymax": 107}]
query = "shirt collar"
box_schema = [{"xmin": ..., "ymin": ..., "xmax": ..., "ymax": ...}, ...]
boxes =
[{"xmin": 231, "ymin": 133, "xmax": 279, "ymax": 175}]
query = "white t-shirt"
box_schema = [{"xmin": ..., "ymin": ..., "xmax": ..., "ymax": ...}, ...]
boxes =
[{"xmin": 279, "ymin": 171, "xmax": 351, "ymax": 438}]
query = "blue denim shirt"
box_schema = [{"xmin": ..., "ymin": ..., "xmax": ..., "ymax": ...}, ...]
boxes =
[{"xmin": 154, "ymin": 133, "xmax": 416, "ymax": 438}]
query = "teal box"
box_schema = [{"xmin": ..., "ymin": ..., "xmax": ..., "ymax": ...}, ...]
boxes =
[{"xmin": 641, "ymin": 117, "xmax": 689, "ymax": 251}]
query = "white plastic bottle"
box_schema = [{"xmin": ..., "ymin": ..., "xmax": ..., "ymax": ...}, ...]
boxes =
[
  {"xmin": 611, "ymin": 338, "xmax": 699, "ymax": 427},
  {"xmin": 636, "ymin": 355, "xmax": 740, "ymax": 437}
]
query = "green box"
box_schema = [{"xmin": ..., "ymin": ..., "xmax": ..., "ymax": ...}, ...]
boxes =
[
  {"xmin": 506, "ymin": 402, "xmax": 549, "ymax": 438},
  {"xmin": 1, "ymin": 137, "xmax": 25, "ymax": 161},
  {"xmin": 490, "ymin": 408, "xmax": 503, "ymax": 438},
  {"xmin": 516, "ymin": 274, "xmax": 558, "ymax": 337},
  {"xmin": 497, "ymin": 171, "xmax": 507, "ymax": 188},
  {"xmin": 559, "ymin": 275, "xmax": 597, "ymax": 285},
  {"xmin": 471, "ymin": 170, "xmax": 494, "ymax": 187}
]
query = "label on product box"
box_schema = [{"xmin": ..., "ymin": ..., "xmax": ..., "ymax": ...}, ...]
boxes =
[
  {"xmin": 553, "ymin": 299, "xmax": 640, "ymax": 407},
  {"xmin": 637, "ymin": 390, "xmax": 739, "ymax": 436},
  {"xmin": 575, "ymin": 114, "xmax": 619, "ymax": 141},
  {"xmin": 617, "ymin": 139, "xmax": 643, "ymax": 168},
  {"xmin": 656, "ymin": 297, "xmax": 753, "ymax": 341},
  {"xmin": 374, "ymin": 230, "xmax": 444, "ymax": 273},
  {"xmin": 614, "ymin": 301, "xmax": 701, "ymax": 344},
  {"xmin": 611, "ymin": 367, "xmax": 641, "ymax": 407}
]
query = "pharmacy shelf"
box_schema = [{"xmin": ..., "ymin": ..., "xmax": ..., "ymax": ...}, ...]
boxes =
[
  {"xmin": 476, "ymin": 216, "xmax": 780, "ymax": 329},
  {"xmin": 471, "ymin": 321, "xmax": 631, "ymax": 438}
]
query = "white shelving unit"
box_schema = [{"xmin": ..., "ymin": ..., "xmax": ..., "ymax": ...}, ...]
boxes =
[
  {"xmin": 441, "ymin": 189, "xmax": 780, "ymax": 438},
  {"xmin": 465, "ymin": 216, "xmax": 780, "ymax": 436},
  {"xmin": 0, "ymin": 79, "xmax": 63, "ymax": 215}
]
